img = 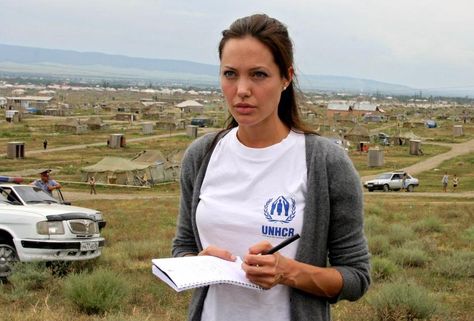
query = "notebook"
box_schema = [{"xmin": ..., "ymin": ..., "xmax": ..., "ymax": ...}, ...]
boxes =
[{"xmin": 151, "ymin": 256, "xmax": 263, "ymax": 292}]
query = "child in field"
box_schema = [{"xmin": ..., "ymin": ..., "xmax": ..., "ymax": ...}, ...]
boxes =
[{"xmin": 452, "ymin": 174, "xmax": 459, "ymax": 192}]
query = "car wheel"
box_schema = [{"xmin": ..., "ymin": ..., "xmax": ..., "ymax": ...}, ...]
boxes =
[
  {"xmin": 383, "ymin": 184, "xmax": 390, "ymax": 192},
  {"xmin": 0, "ymin": 244, "xmax": 19, "ymax": 279},
  {"xmin": 368, "ymin": 189, "xmax": 374, "ymax": 192},
  {"xmin": 407, "ymin": 185, "xmax": 414, "ymax": 192}
]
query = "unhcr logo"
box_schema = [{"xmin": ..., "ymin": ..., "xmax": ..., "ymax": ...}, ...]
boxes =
[{"xmin": 263, "ymin": 196, "xmax": 296, "ymax": 223}]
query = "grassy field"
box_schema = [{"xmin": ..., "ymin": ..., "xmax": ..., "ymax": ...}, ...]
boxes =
[
  {"xmin": 1, "ymin": 188, "xmax": 472, "ymax": 321},
  {"xmin": 1, "ymin": 111, "xmax": 473, "ymax": 320}
]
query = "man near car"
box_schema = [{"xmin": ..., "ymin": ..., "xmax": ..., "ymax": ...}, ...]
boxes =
[
  {"xmin": 401, "ymin": 173, "xmax": 407, "ymax": 192},
  {"xmin": 31, "ymin": 169, "xmax": 62, "ymax": 195}
]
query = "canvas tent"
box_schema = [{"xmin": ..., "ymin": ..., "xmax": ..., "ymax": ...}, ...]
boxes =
[
  {"xmin": 131, "ymin": 150, "xmax": 166, "ymax": 164},
  {"xmin": 391, "ymin": 131, "xmax": 421, "ymax": 145},
  {"xmin": 81, "ymin": 154, "xmax": 178, "ymax": 186},
  {"xmin": 55, "ymin": 118, "xmax": 88, "ymax": 134},
  {"xmin": 344, "ymin": 124, "xmax": 370, "ymax": 142}
]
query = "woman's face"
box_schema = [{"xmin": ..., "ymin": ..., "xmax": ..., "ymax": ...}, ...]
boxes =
[{"xmin": 220, "ymin": 36, "xmax": 290, "ymax": 130}]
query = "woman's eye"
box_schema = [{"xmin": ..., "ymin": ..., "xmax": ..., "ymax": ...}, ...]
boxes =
[
  {"xmin": 252, "ymin": 71, "xmax": 268, "ymax": 79},
  {"xmin": 222, "ymin": 70, "xmax": 236, "ymax": 78}
]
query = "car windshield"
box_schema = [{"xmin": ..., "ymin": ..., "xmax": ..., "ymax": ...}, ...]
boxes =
[
  {"xmin": 376, "ymin": 173, "xmax": 392, "ymax": 179},
  {"xmin": 14, "ymin": 186, "xmax": 59, "ymax": 204}
]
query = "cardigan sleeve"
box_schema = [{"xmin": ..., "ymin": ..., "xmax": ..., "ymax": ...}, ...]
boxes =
[
  {"xmin": 326, "ymin": 146, "xmax": 371, "ymax": 302},
  {"xmin": 171, "ymin": 144, "xmax": 200, "ymax": 257},
  {"xmin": 171, "ymin": 134, "xmax": 215, "ymax": 257}
]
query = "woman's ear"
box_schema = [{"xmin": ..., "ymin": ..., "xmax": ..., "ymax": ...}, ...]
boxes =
[{"xmin": 285, "ymin": 66, "xmax": 294, "ymax": 88}]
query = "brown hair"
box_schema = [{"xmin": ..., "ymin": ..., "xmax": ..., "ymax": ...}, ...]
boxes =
[{"xmin": 218, "ymin": 13, "xmax": 316, "ymax": 134}]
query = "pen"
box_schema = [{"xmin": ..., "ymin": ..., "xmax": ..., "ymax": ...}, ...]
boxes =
[{"xmin": 264, "ymin": 234, "xmax": 300, "ymax": 255}]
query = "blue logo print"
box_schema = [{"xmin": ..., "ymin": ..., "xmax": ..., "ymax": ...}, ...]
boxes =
[{"xmin": 264, "ymin": 196, "xmax": 296, "ymax": 223}]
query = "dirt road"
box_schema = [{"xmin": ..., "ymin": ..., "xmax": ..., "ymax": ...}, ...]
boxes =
[
  {"xmin": 361, "ymin": 138, "xmax": 474, "ymax": 182},
  {"xmin": 0, "ymin": 128, "xmax": 216, "ymax": 157}
]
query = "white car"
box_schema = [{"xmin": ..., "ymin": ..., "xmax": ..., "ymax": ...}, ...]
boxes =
[
  {"xmin": 0, "ymin": 184, "xmax": 105, "ymax": 279},
  {"xmin": 0, "ymin": 184, "xmax": 106, "ymax": 230},
  {"xmin": 363, "ymin": 171, "xmax": 419, "ymax": 192}
]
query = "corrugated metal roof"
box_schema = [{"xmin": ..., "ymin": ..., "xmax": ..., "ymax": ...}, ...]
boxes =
[
  {"xmin": 327, "ymin": 101, "xmax": 352, "ymax": 111},
  {"xmin": 354, "ymin": 101, "xmax": 378, "ymax": 111}
]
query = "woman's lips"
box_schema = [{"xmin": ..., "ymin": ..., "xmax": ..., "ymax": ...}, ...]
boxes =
[{"xmin": 234, "ymin": 103, "xmax": 256, "ymax": 114}]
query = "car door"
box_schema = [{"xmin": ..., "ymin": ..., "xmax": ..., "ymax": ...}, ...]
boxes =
[{"xmin": 390, "ymin": 174, "xmax": 403, "ymax": 189}]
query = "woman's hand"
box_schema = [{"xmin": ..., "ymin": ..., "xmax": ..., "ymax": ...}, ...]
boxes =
[
  {"xmin": 241, "ymin": 241, "xmax": 289, "ymax": 289},
  {"xmin": 242, "ymin": 241, "xmax": 343, "ymax": 297},
  {"xmin": 198, "ymin": 245, "xmax": 236, "ymax": 262}
]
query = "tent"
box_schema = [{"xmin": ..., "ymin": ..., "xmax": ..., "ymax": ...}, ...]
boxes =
[
  {"xmin": 81, "ymin": 155, "xmax": 178, "ymax": 186},
  {"xmin": 391, "ymin": 130, "xmax": 421, "ymax": 145},
  {"xmin": 344, "ymin": 124, "xmax": 370, "ymax": 142}
]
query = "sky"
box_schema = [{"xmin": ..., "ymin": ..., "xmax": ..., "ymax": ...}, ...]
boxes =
[{"xmin": 0, "ymin": 0, "xmax": 473, "ymax": 90}]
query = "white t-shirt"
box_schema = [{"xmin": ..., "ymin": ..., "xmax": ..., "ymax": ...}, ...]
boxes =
[{"xmin": 196, "ymin": 127, "xmax": 307, "ymax": 321}]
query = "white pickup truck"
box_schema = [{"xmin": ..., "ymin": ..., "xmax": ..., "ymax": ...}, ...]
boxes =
[{"xmin": 0, "ymin": 184, "xmax": 105, "ymax": 279}]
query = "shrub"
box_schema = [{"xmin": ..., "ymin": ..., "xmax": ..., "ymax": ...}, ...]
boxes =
[
  {"xmin": 371, "ymin": 257, "xmax": 398, "ymax": 281},
  {"xmin": 0, "ymin": 262, "xmax": 52, "ymax": 302},
  {"xmin": 368, "ymin": 235, "xmax": 391, "ymax": 256},
  {"xmin": 365, "ymin": 215, "xmax": 386, "ymax": 236},
  {"xmin": 413, "ymin": 217, "xmax": 443, "ymax": 233},
  {"xmin": 387, "ymin": 224, "xmax": 414, "ymax": 246},
  {"xmin": 390, "ymin": 247, "xmax": 430, "ymax": 267},
  {"xmin": 433, "ymin": 251, "xmax": 474, "ymax": 279},
  {"xmin": 368, "ymin": 280, "xmax": 438, "ymax": 320},
  {"xmin": 461, "ymin": 225, "xmax": 474, "ymax": 241},
  {"xmin": 9, "ymin": 262, "xmax": 52, "ymax": 291},
  {"xmin": 64, "ymin": 268, "xmax": 130, "ymax": 314}
]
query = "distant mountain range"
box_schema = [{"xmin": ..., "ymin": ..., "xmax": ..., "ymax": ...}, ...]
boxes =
[{"xmin": 0, "ymin": 43, "xmax": 468, "ymax": 96}]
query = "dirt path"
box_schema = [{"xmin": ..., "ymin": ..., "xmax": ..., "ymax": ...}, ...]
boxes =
[
  {"xmin": 63, "ymin": 191, "xmax": 179, "ymax": 201},
  {"xmin": 0, "ymin": 128, "xmax": 216, "ymax": 157},
  {"xmin": 63, "ymin": 189, "xmax": 474, "ymax": 202},
  {"xmin": 361, "ymin": 138, "xmax": 474, "ymax": 181}
]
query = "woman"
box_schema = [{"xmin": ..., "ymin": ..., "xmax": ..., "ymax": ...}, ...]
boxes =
[{"xmin": 172, "ymin": 14, "xmax": 370, "ymax": 321}]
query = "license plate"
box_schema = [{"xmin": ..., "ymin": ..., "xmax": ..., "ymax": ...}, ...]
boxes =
[{"xmin": 80, "ymin": 241, "xmax": 99, "ymax": 251}]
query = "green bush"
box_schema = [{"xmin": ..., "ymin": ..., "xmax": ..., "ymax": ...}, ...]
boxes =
[
  {"xmin": 390, "ymin": 247, "xmax": 430, "ymax": 267},
  {"xmin": 368, "ymin": 280, "xmax": 438, "ymax": 320},
  {"xmin": 64, "ymin": 268, "xmax": 130, "ymax": 314},
  {"xmin": 371, "ymin": 257, "xmax": 398, "ymax": 281},
  {"xmin": 461, "ymin": 225, "xmax": 474, "ymax": 241},
  {"xmin": 368, "ymin": 235, "xmax": 391, "ymax": 256},
  {"xmin": 387, "ymin": 224, "xmax": 414, "ymax": 246},
  {"xmin": 365, "ymin": 215, "xmax": 386, "ymax": 236},
  {"xmin": 0, "ymin": 262, "xmax": 52, "ymax": 302},
  {"xmin": 9, "ymin": 262, "xmax": 52, "ymax": 291},
  {"xmin": 433, "ymin": 251, "xmax": 474, "ymax": 279},
  {"xmin": 413, "ymin": 217, "xmax": 443, "ymax": 233}
]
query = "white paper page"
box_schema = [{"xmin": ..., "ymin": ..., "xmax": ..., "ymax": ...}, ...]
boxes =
[{"xmin": 151, "ymin": 256, "xmax": 262, "ymax": 291}]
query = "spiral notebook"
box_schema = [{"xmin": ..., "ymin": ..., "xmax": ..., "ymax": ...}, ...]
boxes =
[{"xmin": 151, "ymin": 256, "xmax": 263, "ymax": 292}]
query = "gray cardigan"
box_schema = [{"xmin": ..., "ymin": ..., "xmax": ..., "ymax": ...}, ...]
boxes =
[{"xmin": 172, "ymin": 131, "xmax": 371, "ymax": 321}]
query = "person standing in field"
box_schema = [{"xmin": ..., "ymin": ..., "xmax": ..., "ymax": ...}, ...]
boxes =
[
  {"xmin": 43, "ymin": 139, "xmax": 48, "ymax": 150},
  {"xmin": 442, "ymin": 172, "xmax": 449, "ymax": 192},
  {"xmin": 452, "ymin": 174, "xmax": 459, "ymax": 192},
  {"xmin": 172, "ymin": 13, "xmax": 370, "ymax": 321},
  {"xmin": 89, "ymin": 176, "xmax": 97, "ymax": 195}
]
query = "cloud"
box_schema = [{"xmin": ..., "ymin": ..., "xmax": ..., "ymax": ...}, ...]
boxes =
[{"xmin": 0, "ymin": 0, "xmax": 472, "ymax": 88}]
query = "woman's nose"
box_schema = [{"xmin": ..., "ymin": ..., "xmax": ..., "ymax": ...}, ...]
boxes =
[{"xmin": 237, "ymin": 79, "xmax": 251, "ymax": 98}]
